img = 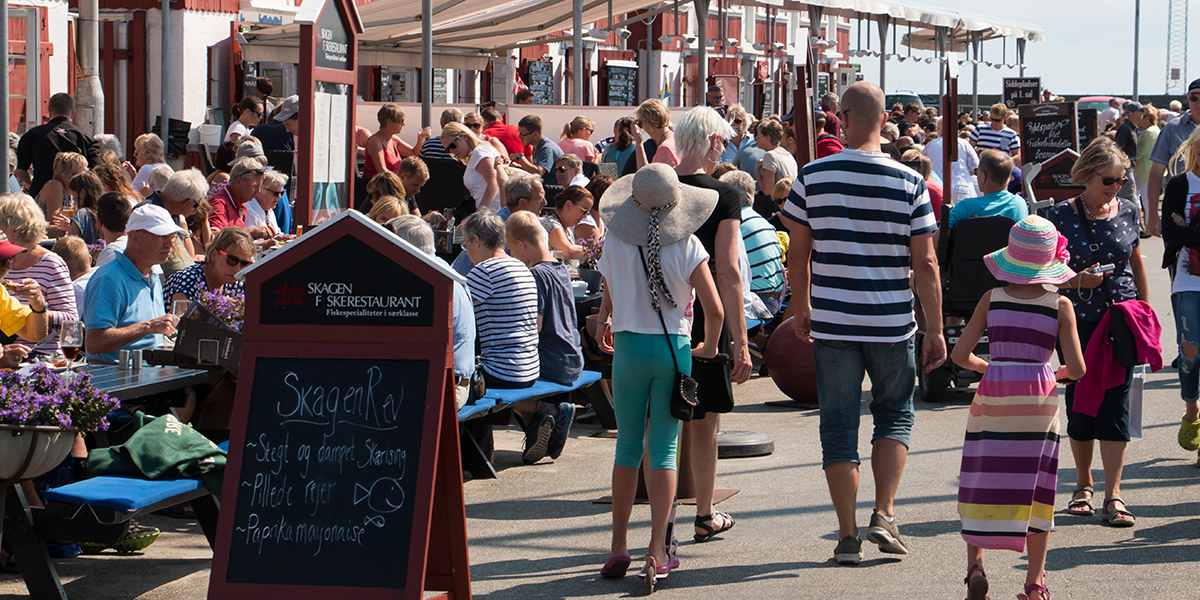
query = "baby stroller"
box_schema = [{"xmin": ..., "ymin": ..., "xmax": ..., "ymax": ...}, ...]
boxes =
[{"xmin": 916, "ymin": 215, "xmax": 1015, "ymax": 402}]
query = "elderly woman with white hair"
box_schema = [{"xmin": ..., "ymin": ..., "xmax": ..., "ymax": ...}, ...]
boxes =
[
  {"xmin": 153, "ymin": 168, "xmax": 209, "ymax": 276},
  {"xmin": 672, "ymin": 106, "xmax": 752, "ymax": 546},
  {"xmin": 130, "ymin": 133, "xmax": 168, "ymax": 195},
  {"xmin": 0, "ymin": 193, "xmax": 77, "ymax": 358},
  {"xmin": 246, "ymin": 170, "xmax": 287, "ymax": 238}
]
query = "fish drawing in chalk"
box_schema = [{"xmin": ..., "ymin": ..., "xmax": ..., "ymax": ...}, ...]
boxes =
[{"xmin": 353, "ymin": 477, "xmax": 406, "ymax": 514}]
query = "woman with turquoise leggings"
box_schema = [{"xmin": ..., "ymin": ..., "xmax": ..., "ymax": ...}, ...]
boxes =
[{"xmin": 594, "ymin": 164, "xmax": 724, "ymax": 593}]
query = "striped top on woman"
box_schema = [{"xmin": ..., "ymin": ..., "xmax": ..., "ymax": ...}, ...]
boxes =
[
  {"xmin": 958, "ymin": 288, "xmax": 1062, "ymax": 552},
  {"xmin": 8, "ymin": 251, "xmax": 77, "ymax": 355},
  {"xmin": 466, "ymin": 255, "xmax": 540, "ymax": 384}
]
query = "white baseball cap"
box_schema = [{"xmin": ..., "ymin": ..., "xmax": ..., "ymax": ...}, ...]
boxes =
[{"xmin": 126, "ymin": 203, "xmax": 185, "ymax": 237}]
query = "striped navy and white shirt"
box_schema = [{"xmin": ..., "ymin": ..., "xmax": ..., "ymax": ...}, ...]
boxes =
[
  {"xmin": 466, "ymin": 256, "xmax": 540, "ymax": 383},
  {"xmin": 782, "ymin": 148, "xmax": 937, "ymax": 343},
  {"xmin": 969, "ymin": 125, "xmax": 1021, "ymax": 155},
  {"xmin": 420, "ymin": 137, "xmax": 452, "ymax": 161}
]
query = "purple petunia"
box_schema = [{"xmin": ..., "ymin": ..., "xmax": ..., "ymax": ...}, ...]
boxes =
[
  {"xmin": 0, "ymin": 364, "xmax": 119, "ymax": 432},
  {"xmin": 198, "ymin": 289, "xmax": 245, "ymax": 332}
]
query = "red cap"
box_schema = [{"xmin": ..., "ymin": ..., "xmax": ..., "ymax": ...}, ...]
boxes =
[{"xmin": 0, "ymin": 240, "xmax": 23, "ymax": 260}]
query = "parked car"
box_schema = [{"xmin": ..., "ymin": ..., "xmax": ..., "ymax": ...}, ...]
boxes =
[{"xmin": 886, "ymin": 91, "xmax": 924, "ymax": 110}]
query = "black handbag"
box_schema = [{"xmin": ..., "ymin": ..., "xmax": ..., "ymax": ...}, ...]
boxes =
[{"xmin": 639, "ymin": 249, "xmax": 700, "ymax": 421}]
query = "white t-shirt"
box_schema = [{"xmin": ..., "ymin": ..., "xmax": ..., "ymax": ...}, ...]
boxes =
[
  {"xmin": 924, "ymin": 136, "xmax": 980, "ymax": 201},
  {"xmin": 244, "ymin": 199, "xmax": 280, "ymax": 236},
  {"xmin": 131, "ymin": 163, "xmax": 167, "ymax": 193},
  {"xmin": 225, "ymin": 121, "xmax": 252, "ymax": 144},
  {"xmin": 1099, "ymin": 106, "xmax": 1121, "ymax": 131},
  {"xmin": 1173, "ymin": 172, "xmax": 1200, "ymax": 294},
  {"xmin": 760, "ymin": 147, "xmax": 798, "ymax": 182},
  {"xmin": 597, "ymin": 234, "xmax": 709, "ymax": 336},
  {"xmin": 464, "ymin": 143, "xmax": 501, "ymax": 211},
  {"xmin": 73, "ymin": 268, "xmax": 96, "ymax": 317}
]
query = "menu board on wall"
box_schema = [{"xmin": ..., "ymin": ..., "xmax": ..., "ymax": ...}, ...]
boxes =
[
  {"xmin": 606, "ymin": 61, "xmax": 638, "ymax": 107},
  {"xmin": 527, "ymin": 60, "xmax": 554, "ymax": 105},
  {"xmin": 1018, "ymin": 102, "xmax": 1078, "ymax": 165},
  {"xmin": 1078, "ymin": 108, "xmax": 1099, "ymax": 149},
  {"xmin": 432, "ymin": 69, "xmax": 448, "ymax": 104},
  {"xmin": 1002, "ymin": 77, "xmax": 1041, "ymax": 108}
]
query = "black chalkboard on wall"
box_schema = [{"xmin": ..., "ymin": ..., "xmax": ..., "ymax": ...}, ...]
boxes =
[
  {"xmin": 1078, "ymin": 108, "xmax": 1099, "ymax": 149},
  {"xmin": 606, "ymin": 63, "xmax": 638, "ymax": 107},
  {"xmin": 1003, "ymin": 77, "xmax": 1041, "ymax": 108},
  {"xmin": 1018, "ymin": 102, "xmax": 1079, "ymax": 165},
  {"xmin": 224, "ymin": 356, "xmax": 429, "ymax": 588},
  {"xmin": 527, "ymin": 60, "xmax": 554, "ymax": 105}
]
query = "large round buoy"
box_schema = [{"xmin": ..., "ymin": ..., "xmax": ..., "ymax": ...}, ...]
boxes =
[{"xmin": 765, "ymin": 317, "xmax": 818, "ymax": 404}]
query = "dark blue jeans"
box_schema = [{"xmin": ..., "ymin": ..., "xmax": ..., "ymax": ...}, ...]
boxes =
[{"xmin": 813, "ymin": 337, "xmax": 917, "ymax": 469}]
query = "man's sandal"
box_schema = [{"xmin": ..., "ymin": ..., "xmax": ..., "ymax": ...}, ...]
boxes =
[
  {"xmin": 1066, "ymin": 486, "xmax": 1094, "ymax": 516},
  {"xmin": 693, "ymin": 511, "xmax": 735, "ymax": 543},
  {"xmin": 1102, "ymin": 497, "xmax": 1136, "ymax": 528},
  {"xmin": 964, "ymin": 562, "xmax": 990, "ymax": 600}
]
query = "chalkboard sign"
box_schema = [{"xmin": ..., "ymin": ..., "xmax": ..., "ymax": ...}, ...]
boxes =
[
  {"xmin": 1003, "ymin": 77, "xmax": 1041, "ymax": 108},
  {"xmin": 1078, "ymin": 108, "xmax": 1099, "ymax": 149},
  {"xmin": 260, "ymin": 234, "xmax": 434, "ymax": 327},
  {"xmin": 527, "ymin": 60, "xmax": 554, "ymax": 105},
  {"xmin": 1030, "ymin": 148, "xmax": 1083, "ymax": 201},
  {"xmin": 606, "ymin": 62, "xmax": 638, "ymax": 107},
  {"xmin": 224, "ymin": 357, "xmax": 428, "ymax": 587},
  {"xmin": 432, "ymin": 69, "xmax": 448, "ymax": 104},
  {"xmin": 1018, "ymin": 102, "xmax": 1078, "ymax": 165}
]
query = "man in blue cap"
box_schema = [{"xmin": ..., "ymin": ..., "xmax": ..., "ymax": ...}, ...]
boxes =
[{"xmin": 1147, "ymin": 78, "xmax": 1200, "ymax": 236}]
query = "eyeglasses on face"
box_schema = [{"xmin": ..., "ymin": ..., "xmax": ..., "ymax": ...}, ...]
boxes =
[
  {"xmin": 265, "ymin": 188, "xmax": 284, "ymax": 197},
  {"xmin": 466, "ymin": 122, "xmax": 482, "ymax": 130},
  {"xmin": 1100, "ymin": 175, "xmax": 1128, "ymax": 187},
  {"xmin": 1189, "ymin": 94, "xmax": 1200, "ymax": 104},
  {"xmin": 219, "ymin": 250, "xmax": 253, "ymax": 268},
  {"xmin": 556, "ymin": 165, "xmax": 571, "ymax": 172}
]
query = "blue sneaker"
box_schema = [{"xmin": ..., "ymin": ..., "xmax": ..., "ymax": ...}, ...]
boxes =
[
  {"xmin": 522, "ymin": 412, "xmax": 555, "ymax": 465},
  {"xmin": 547, "ymin": 402, "xmax": 576, "ymax": 459}
]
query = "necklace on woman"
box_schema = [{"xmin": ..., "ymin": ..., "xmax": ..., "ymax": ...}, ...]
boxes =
[{"xmin": 1081, "ymin": 196, "xmax": 1114, "ymax": 220}]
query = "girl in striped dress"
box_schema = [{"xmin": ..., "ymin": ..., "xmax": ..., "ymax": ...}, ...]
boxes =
[{"xmin": 951, "ymin": 216, "xmax": 1086, "ymax": 600}]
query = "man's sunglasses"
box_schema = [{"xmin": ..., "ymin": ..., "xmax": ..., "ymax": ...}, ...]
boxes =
[
  {"xmin": 1189, "ymin": 94, "xmax": 1200, "ymax": 103},
  {"xmin": 265, "ymin": 188, "xmax": 284, "ymax": 197},
  {"xmin": 219, "ymin": 251, "xmax": 253, "ymax": 268},
  {"xmin": 732, "ymin": 118, "xmax": 744, "ymax": 125},
  {"xmin": 1101, "ymin": 176, "xmax": 1128, "ymax": 186},
  {"xmin": 466, "ymin": 123, "xmax": 482, "ymax": 130}
]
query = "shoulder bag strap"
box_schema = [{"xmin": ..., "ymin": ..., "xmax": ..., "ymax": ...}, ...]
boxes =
[{"xmin": 638, "ymin": 247, "xmax": 683, "ymax": 377}]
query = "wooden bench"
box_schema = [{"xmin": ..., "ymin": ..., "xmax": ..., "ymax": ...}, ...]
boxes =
[{"xmin": 457, "ymin": 370, "xmax": 602, "ymax": 478}]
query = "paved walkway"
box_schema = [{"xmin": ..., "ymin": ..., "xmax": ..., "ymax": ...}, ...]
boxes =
[{"xmin": 3, "ymin": 238, "xmax": 1198, "ymax": 599}]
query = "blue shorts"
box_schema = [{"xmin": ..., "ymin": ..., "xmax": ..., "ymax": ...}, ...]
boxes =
[
  {"xmin": 813, "ymin": 337, "xmax": 917, "ymax": 469},
  {"xmin": 1173, "ymin": 292, "xmax": 1200, "ymax": 402}
]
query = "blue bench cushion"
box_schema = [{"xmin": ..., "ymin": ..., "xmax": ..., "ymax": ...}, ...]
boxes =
[
  {"xmin": 457, "ymin": 370, "xmax": 602, "ymax": 422},
  {"xmin": 43, "ymin": 477, "xmax": 205, "ymax": 512}
]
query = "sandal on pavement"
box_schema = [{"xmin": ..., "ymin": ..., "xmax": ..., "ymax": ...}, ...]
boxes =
[
  {"xmin": 1102, "ymin": 497, "xmax": 1136, "ymax": 528},
  {"xmin": 600, "ymin": 553, "xmax": 631, "ymax": 579},
  {"xmin": 1017, "ymin": 581, "xmax": 1053, "ymax": 600},
  {"xmin": 1066, "ymin": 486, "xmax": 1094, "ymax": 516},
  {"xmin": 641, "ymin": 555, "xmax": 670, "ymax": 595},
  {"xmin": 964, "ymin": 562, "xmax": 990, "ymax": 600},
  {"xmin": 693, "ymin": 511, "xmax": 735, "ymax": 543}
]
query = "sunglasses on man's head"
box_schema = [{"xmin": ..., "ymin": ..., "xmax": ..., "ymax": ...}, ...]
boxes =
[
  {"xmin": 219, "ymin": 251, "xmax": 253, "ymax": 268},
  {"xmin": 1101, "ymin": 175, "xmax": 1128, "ymax": 187}
]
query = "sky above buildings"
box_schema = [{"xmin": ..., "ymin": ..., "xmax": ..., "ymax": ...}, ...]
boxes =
[{"xmin": 847, "ymin": 0, "xmax": 1197, "ymax": 96}]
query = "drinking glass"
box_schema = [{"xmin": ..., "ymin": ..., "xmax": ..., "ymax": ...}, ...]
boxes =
[
  {"xmin": 172, "ymin": 299, "xmax": 192, "ymax": 319},
  {"xmin": 61, "ymin": 194, "xmax": 76, "ymax": 219},
  {"xmin": 60, "ymin": 321, "xmax": 83, "ymax": 367}
]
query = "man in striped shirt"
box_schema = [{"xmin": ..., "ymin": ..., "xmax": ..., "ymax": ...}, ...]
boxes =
[
  {"xmin": 969, "ymin": 103, "xmax": 1022, "ymax": 161},
  {"xmin": 782, "ymin": 82, "xmax": 945, "ymax": 566}
]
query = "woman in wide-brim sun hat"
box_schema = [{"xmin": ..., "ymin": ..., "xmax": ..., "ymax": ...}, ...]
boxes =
[{"xmin": 983, "ymin": 215, "xmax": 1076, "ymax": 286}]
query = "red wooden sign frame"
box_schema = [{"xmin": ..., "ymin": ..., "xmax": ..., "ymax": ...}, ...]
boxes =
[
  {"xmin": 208, "ymin": 212, "xmax": 471, "ymax": 600},
  {"xmin": 295, "ymin": 0, "xmax": 362, "ymax": 227}
]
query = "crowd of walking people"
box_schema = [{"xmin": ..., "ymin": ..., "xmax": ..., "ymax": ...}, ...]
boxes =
[{"xmin": 3, "ymin": 70, "xmax": 1200, "ymax": 599}]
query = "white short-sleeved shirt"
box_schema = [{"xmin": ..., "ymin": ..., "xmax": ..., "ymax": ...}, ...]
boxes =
[
  {"xmin": 244, "ymin": 199, "xmax": 280, "ymax": 236},
  {"xmin": 466, "ymin": 256, "xmax": 540, "ymax": 383},
  {"xmin": 225, "ymin": 121, "xmax": 252, "ymax": 144},
  {"xmin": 597, "ymin": 234, "xmax": 709, "ymax": 336},
  {"xmin": 1173, "ymin": 172, "xmax": 1200, "ymax": 294},
  {"xmin": 131, "ymin": 163, "xmax": 167, "ymax": 192},
  {"xmin": 760, "ymin": 147, "xmax": 798, "ymax": 181},
  {"xmin": 464, "ymin": 143, "xmax": 501, "ymax": 211}
]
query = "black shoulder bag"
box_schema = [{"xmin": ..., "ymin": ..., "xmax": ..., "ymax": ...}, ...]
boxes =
[{"xmin": 638, "ymin": 249, "xmax": 700, "ymax": 421}]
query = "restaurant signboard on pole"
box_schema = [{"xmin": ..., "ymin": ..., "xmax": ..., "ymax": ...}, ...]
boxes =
[
  {"xmin": 208, "ymin": 211, "xmax": 472, "ymax": 600},
  {"xmin": 293, "ymin": 0, "xmax": 362, "ymax": 227}
]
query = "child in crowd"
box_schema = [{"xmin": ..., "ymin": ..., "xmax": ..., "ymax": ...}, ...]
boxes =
[
  {"xmin": 504, "ymin": 210, "xmax": 582, "ymax": 463},
  {"xmin": 50, "ymin": 235, "xmax": 94, "ymax": 316},
  {"xmin": 951, "ymin": 216, "xmax": 1085, "ymax": 600}
]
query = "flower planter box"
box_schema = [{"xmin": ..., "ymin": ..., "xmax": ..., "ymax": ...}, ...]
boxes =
[{"xmin": 0, "ymin": 424, "xmax": 73, "ymax": 481}]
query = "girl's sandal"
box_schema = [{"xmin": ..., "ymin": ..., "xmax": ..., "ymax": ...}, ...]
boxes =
[
  {"xmin": 964, "ymin": 562, "xmax": 990, "ymax": 600},
  {"xmin": 693, "ymin": 511, "xmax": 736, "ymax": 543},
  {"xmin": 1102, "ymin": 497, "xmax": 1136, "ymax": 528},
  {"xmin": 1066, "ymin": 486, "xmax": 1095, "ymax": 516},
  {"xmin": 641, "ymin": 555, "xmax": 658, "ymax": 595},
  {"xmin": 1018, "ymin": 581, "xmax": 1053, "ymax": 600}
]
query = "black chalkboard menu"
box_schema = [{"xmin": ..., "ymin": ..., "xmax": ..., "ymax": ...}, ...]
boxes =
[
  {"xmin": 224, "ymin": 357, "xmax": 428, "ymax": 587},
  {"xmin": 432, "ymin": 68, "xmax": 447, "ymax": 104},
  {"xmin": 1018, "ymin": 102, "xmax": 1079, "ymax": 165},
  {"xmin": 1003, "ymin": 77, "xmax": 1041, "ymax": 108},
  {"xmin": 527, "ymin": 59, "xmax": 554, "ymax": 105},
  {"xmin": 1078, "ymin": 108, "xmax": 1099, "ymax": 149},
  {"xmin": 606, "ymin": 62, "xmax": 638, "ymax": 107}
]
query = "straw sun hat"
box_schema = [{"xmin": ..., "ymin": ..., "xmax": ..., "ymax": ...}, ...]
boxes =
[
  {"xmin": 598, "ymin": 164, "xmax": 717, "ymax": 247},
  {"xmin": 983, "ymin": 215, "xmax": 1075, "ymax": 286}
]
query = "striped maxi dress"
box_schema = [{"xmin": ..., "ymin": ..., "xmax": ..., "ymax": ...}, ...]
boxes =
[{"xmin": 958, "ymin": 288, "xmax": 1061, "ymax": 552}]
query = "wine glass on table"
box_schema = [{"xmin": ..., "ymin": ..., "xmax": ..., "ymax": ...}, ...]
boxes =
[{"xmin": 60, "ymin": 321, "xmax": 83, "ymax": 368}]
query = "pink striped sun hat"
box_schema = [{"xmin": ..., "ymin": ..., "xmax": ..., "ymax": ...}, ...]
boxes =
[{"xmin": 983, "ymin": 215, "xmax": 1076, "ymax": 285}]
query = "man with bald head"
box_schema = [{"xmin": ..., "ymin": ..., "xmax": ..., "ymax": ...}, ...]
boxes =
[{"xmin": 781, "ymin": 81, "xmax": 945, "ymax": 565}]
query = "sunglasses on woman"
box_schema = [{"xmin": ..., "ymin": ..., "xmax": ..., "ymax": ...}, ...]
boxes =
[
  {"xmin": 1101, "ymin": 175, "xmax": 1128, "ymax": 186},
  {"xmin": 446, "ymin": 136, "xmax": 461, "ymax": 152},
  {"xmin": 219, "ymin": 250, "xmax": 253, "ymax": 268}
]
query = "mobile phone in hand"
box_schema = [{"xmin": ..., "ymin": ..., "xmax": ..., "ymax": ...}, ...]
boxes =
[{"xmin": 1091, "ymin": 263, "xmax": 1115, "ymax": 274}]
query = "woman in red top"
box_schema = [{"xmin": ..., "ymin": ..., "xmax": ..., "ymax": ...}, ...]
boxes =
[
  {"xmin": 364, "ymin": 104, "xmax": 428, "ymax": 180},
  {"xmin": 901, "ymin": 149, "xmax": 944, "ymax": 224}
]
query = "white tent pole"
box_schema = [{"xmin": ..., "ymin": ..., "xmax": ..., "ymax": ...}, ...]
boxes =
[
  {"xmin": 876, "ymin": 15, "xmax": 889, "ymax": 93},
  {"xmin": 422, "ymin": 0, "xmax": 432, "ymax": 128},
  {"xmin": 573, "ymin": 0, "xmax": 583, "ymax": 105}
]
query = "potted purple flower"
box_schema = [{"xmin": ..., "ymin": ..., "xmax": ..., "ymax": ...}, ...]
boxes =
[
  {"xmin": 198, "ymin": 288, "xmax": 245, "ymax": 332},
  {"xmin": 0, "ymin": 364, "xmax": 119, "ymax": 480}
]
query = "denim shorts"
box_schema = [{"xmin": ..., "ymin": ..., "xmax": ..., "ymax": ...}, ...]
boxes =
[
  {"xmin": 813, "ymin": 337, "xmax": 917, "ymax": 468},
  {"xmin": 1172, "ymin": 292, "xmax": 1200, "ymax": 402}
]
